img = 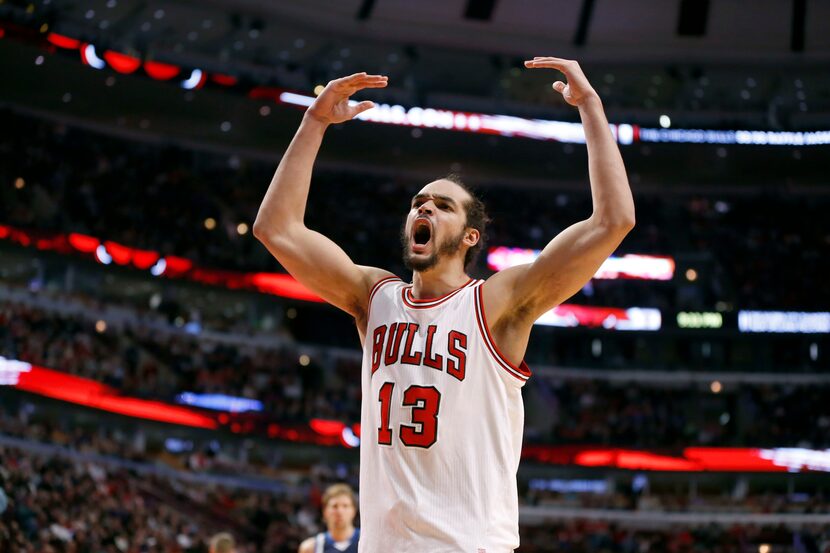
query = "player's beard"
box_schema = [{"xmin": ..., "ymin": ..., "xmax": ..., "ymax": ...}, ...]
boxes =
[{"xmin": 401, "ymin": 223, "xmax": 466, "ymax": 272}]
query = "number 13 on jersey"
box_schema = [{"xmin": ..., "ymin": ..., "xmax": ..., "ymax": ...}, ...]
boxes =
[{"xmin": 377, "ymin": 382, "xmax": 441, "ymax": 448}]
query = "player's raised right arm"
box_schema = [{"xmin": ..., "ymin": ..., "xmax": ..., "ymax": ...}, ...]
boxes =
[{"xmin": 253, "ymin": 73, "xmax": 391, "ymax": 319}]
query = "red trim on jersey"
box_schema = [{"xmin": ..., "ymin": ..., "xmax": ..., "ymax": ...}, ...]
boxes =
[
  {"xmin": 368, "ymin": 276, "xmax": 402, "ymax": 313},
  {"xmin": 401, "ymin": 278, "xmax": 477, "ymax": 309},
  {"xmin": 473, "ymin": 284, "xmax": 532, "ymax": 381}
]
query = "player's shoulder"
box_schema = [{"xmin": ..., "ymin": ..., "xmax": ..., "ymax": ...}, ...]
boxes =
[
  {"xmin": 353, "ymin": 267, "xmax": 401, "ymax": 332},
  {"xmin": 358, "ymin": 266, "xmax": 400, "ymax": 289},
  {"xmin": 359, "ymin": 266, "xmax": 402, "ymax": 304},
  {"xmin": 298, "ymin": 536, "xmax": 317, "ymax": 553}
]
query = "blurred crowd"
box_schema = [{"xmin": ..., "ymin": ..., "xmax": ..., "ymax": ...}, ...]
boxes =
[
  {"xmin": 3, "ymin": 400, "xmax": 828, "ymax": 519},
  {"xmin": 0, "ymin": 410, "xmax": 830, "ymax": 553},
  {"xmin": 0, "ymin": 299, "xmax": 361, "ymax": 423},
  {"xmin": 0, "ymin": 400, "xmax": 335, "ymax": 481},
  {"xmin": 1, "ymin": 109, "xmax": 828, "ymax": 552},
  {"xmin": 538, "ymin": 377, "xmax": 830, "ymax": 448},
  {"xmin": 1, "ymin": 111, "xmax": 828, "ymax": 311},
  {"xmin": 0, "ymin": 444, "xmax": 319, "ymax": 552},
  {"xmin": 2, "ymin": 439, "xmax": 828, "ymax": 553},
  {"xmin": 524, "ymin": 487, "xmax": 830, "ymax": 515},
  {"xmin": 518, "ymin": 521, "xmax": 829, "ymax": 553},
  {"xmin": 3, "ymin": 295, "xmax": 829, "ymax": 448}
]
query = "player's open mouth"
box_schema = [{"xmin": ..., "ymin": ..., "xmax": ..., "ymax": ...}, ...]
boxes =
[{"xmin": 411, "ymin": 219, "xmax": 432, "ymax": 253}]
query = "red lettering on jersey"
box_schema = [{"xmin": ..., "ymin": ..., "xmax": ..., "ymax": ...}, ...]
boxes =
[
  {"xmin": 384, "ymin": 322, "xmax": 405, "ymax": 366},
  {"xmin": 400, "ymin": 323, "xmax": 423, "ymax": 366},
  {"xmin": 377, "ymin": 381, "xmax": 395, "ymax": 445},
  {"xmin": 422, "ymin": 324, "xmax": 444, "ymax": 371},
  {"xmin": 399, "ymin": 385, "xmax": 441, "ymax": 448},
  {"xmin": 371, "ymin": 325, "xmax": 387, "ymax": 374},
  {"xmin": 446, "ymin": 331, "xmax": 467, "ymax": 382}
]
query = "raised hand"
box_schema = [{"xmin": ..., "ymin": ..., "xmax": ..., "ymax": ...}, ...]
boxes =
[
  {"xmin": 524, "ymin": 57, "xmax": 598, "ymax": 107},
  {"xmin": 305, "ymin": 72, "xmax": 388, "ymax": 125}
]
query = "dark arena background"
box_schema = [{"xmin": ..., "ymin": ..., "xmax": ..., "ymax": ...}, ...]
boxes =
[{"xmin": 1, "ymin": 1, "xmax": 829, "ymax": 552}]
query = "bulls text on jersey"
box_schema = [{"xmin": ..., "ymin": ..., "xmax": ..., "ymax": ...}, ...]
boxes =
[{"xmin": 370, "ymin": 323, "xmax": 467, "ymax": 381}]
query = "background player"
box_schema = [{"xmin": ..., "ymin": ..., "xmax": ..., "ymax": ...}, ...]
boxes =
[
  {"xmin": 254, "ymin": 57, "xmax": 635, "ymax": 551},
  {"xmin": 208, "ymin": 532, "xmax": 236, "ymax": 553},
  {"xmin": 298, "ymin": 484, "xmax": 359, "ymax": 553}
]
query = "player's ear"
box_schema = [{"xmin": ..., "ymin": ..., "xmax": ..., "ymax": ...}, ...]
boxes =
[{"xmin": 464, "ymin": 228, "xmax": 480, "ymax": 247}]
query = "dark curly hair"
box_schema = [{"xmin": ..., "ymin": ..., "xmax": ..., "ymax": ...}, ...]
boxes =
[{"xmin": 442, "ymin": 174, "xmax": 491, "ymax": 270}]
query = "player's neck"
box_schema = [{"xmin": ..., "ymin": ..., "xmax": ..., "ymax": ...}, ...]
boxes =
[
  {"xmin": 411, "ymin": 263, "xmax": 470, "ymax": 299},
  {"xmin": 328, "ymin": 524, "xmax": 355, "ymax": 542}
]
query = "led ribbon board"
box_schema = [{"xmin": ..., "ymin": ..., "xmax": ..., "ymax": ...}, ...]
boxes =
[
  {"xmin": 488, "ymin": 247, "xmax": 675, "ymax": 280},
  {"xmin": 175, "ymin": 392, "xmax": 263, "ymax": 413},
  {"xmin": 738, "ymin": 311, "xmax": 830, "ymax": 334},
  {"xmin": 535, "ymin": 305, "xmax": 662, "ymax": 331},
  {"xmin": 522, "ymin": 445, "xmax": 830, "ymax": 473},
  {"xmin": 677, "ymin": 312, "xmax": 723, "ymax": 329},
  {"xmin": 0, "ymin": 356, "xmax": 32, "ymax": 385},
  {"xmin": 277, "ymin": 92, "xmax": 634, "ymax": 145}
]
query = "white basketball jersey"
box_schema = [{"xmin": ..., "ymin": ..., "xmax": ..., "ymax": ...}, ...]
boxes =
[{"xmin": 358, "ymin": 277, "xmax": 531, "ymax": 553}]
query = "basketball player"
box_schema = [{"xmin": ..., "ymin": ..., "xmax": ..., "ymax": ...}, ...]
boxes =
[
  {"xmin": 254, "ymin": 57, "xmax": 635, "ymax": 552},
  {"xmin": 208, "ymin": 532, "xmax": 236, "ymax": 553},
  {"xmin": 298, "ymin": 484, "xmax": 360, "ymax": 553}
]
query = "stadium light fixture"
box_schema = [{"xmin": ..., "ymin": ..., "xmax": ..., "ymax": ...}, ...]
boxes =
[{"xmin": 80, "ymin": 44, "xmax": 106, "ymax": 69}]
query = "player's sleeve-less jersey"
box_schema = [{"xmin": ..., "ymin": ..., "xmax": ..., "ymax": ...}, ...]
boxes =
[
  {"xmin": 314, "ymin": 529, "xmax": 360, "ymax": 553},
  {"xmin": 358, "ymin": 277, "xmax": 531, "ymax": 553}
]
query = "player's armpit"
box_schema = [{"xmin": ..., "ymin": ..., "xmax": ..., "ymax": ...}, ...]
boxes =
[
  {"xmin": 484, "ymin": 216, "xmax": 633, "ymax": 325},
  {"xmin": 254, "ymin": 221, "xmax": 394, "ymax": 320}
]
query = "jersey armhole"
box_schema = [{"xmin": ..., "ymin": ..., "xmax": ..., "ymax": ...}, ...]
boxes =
[{"xmin": 473, "ymin": 284, "xmax": 532, "ymax": 384}]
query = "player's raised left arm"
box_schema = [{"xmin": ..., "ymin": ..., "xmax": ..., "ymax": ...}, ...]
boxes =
[{"xmin": 485, "ymin": 57, "xmax": 635, "ymax": 323}]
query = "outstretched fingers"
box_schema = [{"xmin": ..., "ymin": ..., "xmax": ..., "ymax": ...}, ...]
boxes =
[
  {"xmin": 357, "ymin": 77, "xmax": 389, "ymax": 90},
  {"xmin": 524, "ymin": 57, "xmax": 575, "ymax": 71},
  {"xmin": 333, "ymin": 73, "xmax": 388, "ymax": 89}
]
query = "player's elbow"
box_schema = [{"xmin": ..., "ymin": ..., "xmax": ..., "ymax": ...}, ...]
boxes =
[
  {"xmin": 616, "ymin": 212, "xmax": 636, "ymax": 233},
  {"xmin": 254, "ymin": 220, "xmax": 307, "ymax": 260},
  {"xmin": 592, "ymin": 211, "xmax": 635, "ymax": 236},
  {"xmin": 253, "ymin": 219, "xmax": 289, "ymax": 249},
  {"xmin": 252, "ymin": 218, "xmax": 271, "ymax": 241},
  {"xmin": 253, "ymin": 216, "xmax": 285, "ymax": 240}
]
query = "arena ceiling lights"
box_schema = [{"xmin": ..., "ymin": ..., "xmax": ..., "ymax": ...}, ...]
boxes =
[
  {"xmin": 46, "ymin": 32, "xmax": 80, "ymax": 50},
  {"xmin": 13, "ymin": 29, "xmax": 830, "ymax": 146},
  {"xmin": 43, "ymin": 31, "xmax": 228, "ymax": 88},
  {"xmin": 102, "ymin": 50, "xmax": 141, "ymax": 74},
  {"xmin": 143, "ymin": 60, "xmax": 180, "ymax": 81}
]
